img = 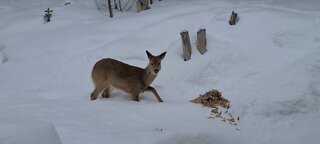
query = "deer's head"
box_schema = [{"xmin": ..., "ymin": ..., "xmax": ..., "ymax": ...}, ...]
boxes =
[{"xmin": 146, "ymin": 50, "xmax": 166, "ymax": 75}]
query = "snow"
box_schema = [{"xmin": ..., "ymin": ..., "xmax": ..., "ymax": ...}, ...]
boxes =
[
  {"xmin": 0, "ymin": 119, "xmax": 62, "ymax": 144},
  {"xmin": 0, "ymin": 0, "xmax": 320, "ymax": 144}
]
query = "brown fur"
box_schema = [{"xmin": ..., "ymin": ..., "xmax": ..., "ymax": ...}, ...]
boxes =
[{"xmin": 90, "ymin": 50, "xmax": 166, "ymax": 102}]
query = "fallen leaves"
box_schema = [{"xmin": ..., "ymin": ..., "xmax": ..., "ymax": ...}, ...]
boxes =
[{"xmin": 191, "ymin": 89, "xmax": 240, "ymax": 129}]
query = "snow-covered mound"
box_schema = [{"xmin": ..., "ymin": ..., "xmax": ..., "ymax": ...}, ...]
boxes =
[
  {"xmin": 0, "ymin": 119, "xmax": 62, "ymax": 144},
  {"xmin": 0, "ymin": 0, "xmax": 319, "ymax": 144}
]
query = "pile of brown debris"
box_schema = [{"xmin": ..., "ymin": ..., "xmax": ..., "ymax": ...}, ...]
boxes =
[{"xmin": 191, "ymin": 89, "xmax": 239, "ymax": 128}]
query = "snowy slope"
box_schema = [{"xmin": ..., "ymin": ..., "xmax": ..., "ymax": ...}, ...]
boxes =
[{"xmin": 0, "ymin": 0, "xmax": 320, "ymax": 144}]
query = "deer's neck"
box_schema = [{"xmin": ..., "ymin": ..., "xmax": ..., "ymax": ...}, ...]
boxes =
[{"xmin": 143, "ymin": 66, "xmax": 157, "ymax": 87}]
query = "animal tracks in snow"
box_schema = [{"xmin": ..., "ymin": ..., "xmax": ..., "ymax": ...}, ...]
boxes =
[{"xmin": 273, "ymin": 29, "xmax": 320, "ymax": 49}]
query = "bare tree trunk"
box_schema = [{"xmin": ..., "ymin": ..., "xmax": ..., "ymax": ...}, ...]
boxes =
[
  {"xmin": 118, "ymin": 0, "xmax": 122, "ymax": 11},
  {"xmin": 197, "ymin": 29, "xmax": 207, "ymax": 55},
  {"xmin": 229, "ymin": 11, "xmax": 237, "ymax": 25},
  {"xmin": 107, "ymin": 0, "xmax": 113, "ymax": 17},
  {"xmin": 114, "ymin": 0, "xmax": 118, "ymax": 9},
  {"xmin": 180, "ymin": 31, "xmax": 192, "ymax": 61}
]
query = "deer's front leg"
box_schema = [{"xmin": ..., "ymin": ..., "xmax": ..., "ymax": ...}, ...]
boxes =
[
  {"xmin": 145, "ymin": 86, "xmax": 163, "ymax": 102},
  {"xmin": 131, "ymin": 93, "xmax": 140, "ymax": 102}
]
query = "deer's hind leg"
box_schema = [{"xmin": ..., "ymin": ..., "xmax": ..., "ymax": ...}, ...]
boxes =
[
  {"xmin": 102, "ymin": 87, "xmax": 111, "ymax": 98},
  {"xmin": 90, "ymin": 81, "xmax": 109, "ymax": 100}
]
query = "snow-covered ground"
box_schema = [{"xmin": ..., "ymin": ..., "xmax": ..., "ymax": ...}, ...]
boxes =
[
  {"xmin": 1, "ymin": 0, "xmax": 320, "ymax": 144},
  {"xmin": 0, "ymin": 118, "xmax": 62, "ymax": 144}
]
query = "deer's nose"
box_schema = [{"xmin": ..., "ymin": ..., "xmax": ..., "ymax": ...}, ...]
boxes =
[{"xmin": 154, "ymin": 69, "xmax": 159, "ymax": 73}]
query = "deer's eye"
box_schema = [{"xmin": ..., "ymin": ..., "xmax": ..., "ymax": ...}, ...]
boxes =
[{"xmin": 151, "ymin": 63, "xmax": 154, "ymax": 65}]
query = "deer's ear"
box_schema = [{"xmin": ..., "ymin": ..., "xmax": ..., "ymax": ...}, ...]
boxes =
[
  {"xmin": 158, "ymin": 51, "xmax": 167, "ymax": 60},
  {"xmin": 146, "ymin": 50, "xmax": 153, "ymax": 59}
]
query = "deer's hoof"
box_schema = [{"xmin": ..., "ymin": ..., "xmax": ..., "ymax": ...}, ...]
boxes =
[{"xmin": 90, "ymin": 95, "xmax": 97, "ymax": 101}]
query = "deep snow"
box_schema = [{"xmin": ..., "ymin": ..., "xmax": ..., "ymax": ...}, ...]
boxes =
[{"xmin": 0, "ymin": 0, "xmax": 320, "ymax": 144}]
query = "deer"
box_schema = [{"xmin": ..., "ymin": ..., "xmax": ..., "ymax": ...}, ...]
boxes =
[{"xmin": 90, "ymin": 50, "xmax": 166, "ymax": 102}]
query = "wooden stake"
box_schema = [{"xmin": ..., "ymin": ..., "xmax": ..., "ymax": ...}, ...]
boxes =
[
  {"xmin": 136, "ymin": 0, "xmax": 143, "ymax": 12},
  {"xmin": 229, "ymin": 11, "xmax": 237, "ymax": 25},
  {"xmin": 180, "ymin": 31, "xmax": 192, "ymax": 61},
  {"xmin": 197, "ymin": 29, "xmax": 207, "ymax": 55}
]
